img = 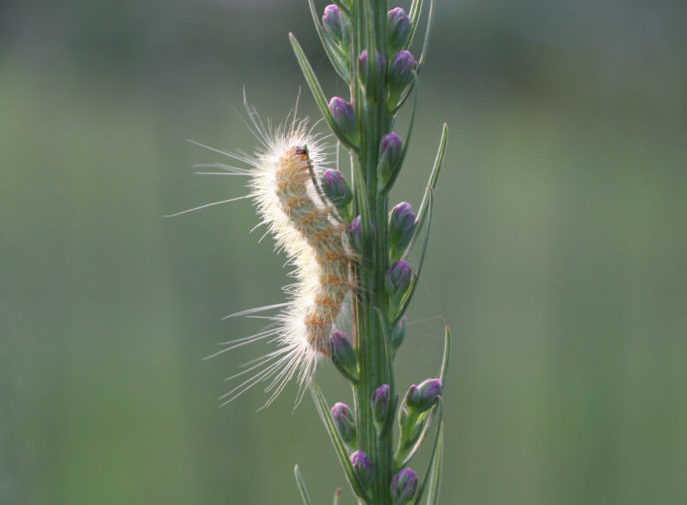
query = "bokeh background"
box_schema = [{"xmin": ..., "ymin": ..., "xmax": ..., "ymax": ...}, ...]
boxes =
[{"xmin": 2, "ymin": 0, "xmax": 686, "ymax": 504}]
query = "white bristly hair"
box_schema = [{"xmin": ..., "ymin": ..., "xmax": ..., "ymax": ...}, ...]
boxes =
[{"xmin": 184, "ymin": 94, "xmax": 351, "ymax": 407}]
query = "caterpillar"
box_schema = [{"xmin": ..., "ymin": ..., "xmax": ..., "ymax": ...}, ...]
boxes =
[{"xmin": 190, "ymin": 100, "xmax": 353, "ymax": 406}]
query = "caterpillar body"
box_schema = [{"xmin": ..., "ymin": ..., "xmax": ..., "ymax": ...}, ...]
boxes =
[
  {"xmin": 274, "ymin": 145, "xmax": 350, "ymax": 355},
  {"xmin": 196, "ymin": 105, "xmax": 353, "ymax": 406}
]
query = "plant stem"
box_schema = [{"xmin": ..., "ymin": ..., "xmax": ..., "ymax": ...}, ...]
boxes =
[{"xmin": 352, "ymin": 1, "xmax": 393, "ymax": 504}]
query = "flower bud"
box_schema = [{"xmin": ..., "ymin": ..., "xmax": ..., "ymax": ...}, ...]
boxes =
[
  {"xmin": 348, "ymin": 215, "xmax": 362, "ymax": 252},
  {"xmin": 350, "ymin": 450, "xmax": 374, "ymax": 485},
  {"xmin": 328, "ymin": 97, "xmax": 358, "ymax": 144},
  {"xmin": 322, "ymin": 4, "xmax": 345, "ymax": 42},
  {"xmin": 406, "ymin": 378, "xmax": 442, "ymax": 413},
  {"xmin": 388, "ymin": 201, "xmax": 415, "ymax": 258},
  {"xmin": 390, "ymin": 315, "xmax": 407, "ymax": 351},
  {"xmin": 371, "ymin": 384, "xmax": 390, "ymax": 424},
  {"xmin": 357, "ymin": 49, "xmax": 386, "ymax": 85},
  {"xmin": 331, "ymin": 402, "xmax": 356, "ymax": 446},
  {"xmin": 386, "ymin": 260, "xmax": 412, "ymax": 303},
  {"xmin": 387, "ymin": 7, "xmax": 411, "ymax": 53},
  {"xmin": 322, "ymin": 169, "xmax": 352, "ymax": 215},
  {"xmin": 388, "ymin": 50, "xmax": 417, "ymax": 100},
  {"xmin": 378, "ymin": 132, "xmax": 403, "ymax": 182},
  {"xmin": 391, "ymin": 467, "xmax": 419, "ymax": 505},
  {"xmin": 331, "ymin": 330, "xmax": 357, "ymax": 381}
]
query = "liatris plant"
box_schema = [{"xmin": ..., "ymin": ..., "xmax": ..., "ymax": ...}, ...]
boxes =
[{"xmin": 195, "ymin": 1, "xmax": 450, "ymax": 504}]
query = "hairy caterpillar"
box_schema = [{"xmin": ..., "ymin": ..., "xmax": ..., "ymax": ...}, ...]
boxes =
[{"xmin": 184, "ymin": 101, "xmax": 353, "ymax": 406}]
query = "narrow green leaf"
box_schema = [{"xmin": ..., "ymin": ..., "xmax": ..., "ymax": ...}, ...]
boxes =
[
  {"xmin": 423, "ymin": 423, "xmax": 444, "ymax": 505},
  {"xmin": 416, "ymin": 0, "xmax": 435, "ymax": 73},
  {"xmin": 311, "ymin": 384, "xmax": 371, "ymax": 502},
  {"xmin": 401, "ymin": 122, "xmax": 448, "ymax": 260},
  {"xmin": 439, "ymin": 325, "xmax": 451, "ymax": 387},
  {"xmin": 307, "ymin": 0, "xmax": 351, "ymax": 81},
  {"xmin": 407, "ymin": 0, "xmax": 425, "ymax": 47},
  {"xmin": 294, "ymin": 465, "xmax": 314, "ymax": 505},
  {"xmin": 289, "ymin": 33, "xmax": 357, "ymax": 151},
  {"xmin": 411, "ymin": 415, "xmax": 444, "ymax": 505},
  {"xmin": 409, "ymin": 0, "xmax": 423, "ymax": 20}
]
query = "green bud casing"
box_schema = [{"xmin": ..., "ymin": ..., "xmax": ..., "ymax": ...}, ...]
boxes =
[
  {"xmin": 386, "ymin": 260, "xmax": 412, "ymax": 306},
  {"xmin": 387, "ymin": 7, "xmax": 411, "ymax": 53},
  {"xmin": 331, "ymin": 402, "xmax": 357, "ymax": 446},
  {"xmin": 331, "ymin": 330, "xmax": 358, "ymax": 382},
  {"xmin": 388, "ymin": 201, "xmax": 416, "ymax": 260},
  {"xmin": 378, "ymin": 132, "xmax": 403, "ymax": 184}
]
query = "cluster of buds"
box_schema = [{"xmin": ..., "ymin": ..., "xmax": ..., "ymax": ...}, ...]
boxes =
[
  {"xmin": 321, "ymin": 5, "xmax": 418, "ymax": 152},
  {"xmin": 330, "ymin": 378, "xmax": 441, "ymax": 502},
  {"xmin": 386, "ymin": 7, "xmax": 418, "ymax": 104}
]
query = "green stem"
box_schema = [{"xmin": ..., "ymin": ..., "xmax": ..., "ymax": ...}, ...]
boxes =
[{"xmin": 351, "ymin": 1, "xmax": 393, "ymax": 504}]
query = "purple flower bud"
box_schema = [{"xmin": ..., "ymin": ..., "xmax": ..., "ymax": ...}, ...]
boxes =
[
  {"xmin": 386, "ymin": 260, "xmax": 412, "ymax": 302},
  {"xmin": 322, "ymin": 4, "xmax": 345, "ymax": 41},
  {"xmin": 322, "ymin": 169, "xmax": 352, "ymax": 213},
  {"xmin": 328, "ymin": 97, "xmax": 358, "ymax": 144},
  {"xmin": 357, "ymin": 49, "xmax": 386, "ymax": 84},
  {"xmin": 390, "ymin": 315, "xmax": 407, "ymax": 350},
  {"xmin": 389, "ymin": 201, "xmax": 416, "ymax": 257},
  {"xmin": 331, "ymin": 401, "xmax": 356, "ymax": 445},
  {"xmin": 406, "ymin": 378, "xmax": 443, "ymax": 413},
  {"xmin": 378, "ymin": 132, "xmax": 403, "ymax": 181},
  {"xmin": 388, "ymin": 50, "xmax": 417, "ymax": 100},
  {"xmin": 331, "ymin": 330, "xmax": 357, "ymax": 381},
  {"xmin": 391, "ymin": 467, "xmax": 419, "ymax": 504},
  {"xmin": 350, "ymin": 450, "xmax": 374, "ymax": 484},
  {"xmin": 348, "ymin": 215, "xmax": 362, "ymax": 252},
  {"xmin": 388, "ymin": 7, "xmax": 411, "ymax": 53},
  {"xmin": 371, "ymin": 384, "xmax": 391, "ymax": 424}
]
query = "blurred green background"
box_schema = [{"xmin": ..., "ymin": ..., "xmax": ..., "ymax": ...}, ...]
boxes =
[{"xmin": 2, "ymin": 0, "xmax": 686, "ymax": 504}]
